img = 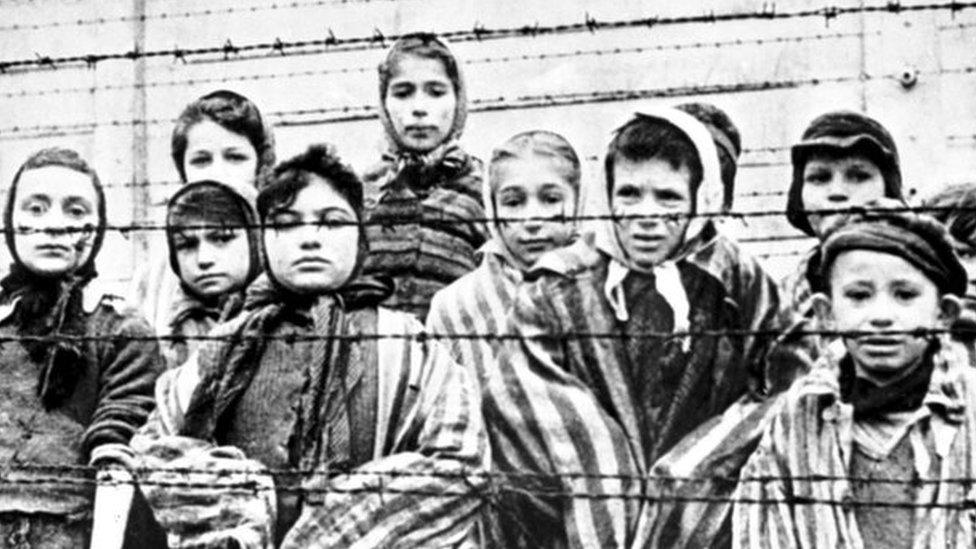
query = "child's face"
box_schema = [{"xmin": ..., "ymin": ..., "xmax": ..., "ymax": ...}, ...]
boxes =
[
  {"xmin": 384, "ymin": 55, "xmax": 457, "ymax": 153},
  {"xmin": 610, "ymin": 156, "xmax": 693, "ymax": 269},
  {"xmin": 826, "ymin": 250, "xmax": 946, "ymax": 382},
  {"xmin": 12, "ymin": 166, "xmax": 99, "ymax": 277},
  {"xmin": 951, "ymin": 239, "xmax": 976, "ymax": 322},
  {"xmin": 494, "ymin": 158, "xmax": 577, "ymax": 268},
  {"xmin": 173, "ymin": 225, "xmax": 251, "ymax": 298},
  {"xmin": 263, "ymin": 174, "xmax": 359, "ymax": 295},
  {"xmin": 801, "ymin": 152, "xmax": 885, "ymax": 237},
  {"xmin": 183, "ymin": 119, "xmax": 258, "ymax": 190}
]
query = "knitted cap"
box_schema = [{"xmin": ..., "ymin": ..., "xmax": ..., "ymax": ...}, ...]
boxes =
[{"xmin": 807, "ymin": 209, "xmax": 965, "ymax": 297}]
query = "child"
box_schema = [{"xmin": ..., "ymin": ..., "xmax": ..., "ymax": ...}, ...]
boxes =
[
  {"xmin": 135, "ymin": 145, "xmax": 486, "ymax": 548},
  {"xmin": 132, "ymin": 89, "xmax": 275, "ymax": 338},
  {"xmin": 483, "ymin": 106, "xmax": 780, "ymax": 547},
  {"xmin": 734, "ymin": 210, "xmax": 976, "ymax": 548},
  {"xmin": 361, "ymin": 33, "xmax": 488, "ymax": 321},
  {"xmin": 924, "ymin": 184, "xmax": 976, "ymax": 352},
  {"xmin": 0, "ymin": 148, "xmax": 163, "ymax": 546},
  {"xmin": 427, "ymin": 130, "xmax": 581, "ymax": 382},
  {"xmin": 770, "ymin": 111, "xmax": 905, "ymax": 392},
  {"xmin": 162, "ymin": 179, "xmax": 262, "ymax": 368}
]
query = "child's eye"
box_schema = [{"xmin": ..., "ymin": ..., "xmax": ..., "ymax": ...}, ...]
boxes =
[
  {"xmin": 209, "ymin": 229, "xmax": 239, "ymax": 244},
  {"xmin": 803, "ymin": 169, "xmax": 831, "ymax": 185},
  {"xmin": 172, "ymin": 235, "xmax": 198, "ymax": 251},
  {"xmin": 424, "ymin": 83, "xmax": 449, "ymax": 98},
  {"xmin": 894, "ymin": 288, "xmax": 920, "ymax": 301},
  {"xmin": 843, "ymin": 289, "xmax": 871, "ymax": 301},
  {"xmin": 541, "ymin": 190, "xmax": 566, "ymax": 206},
  {"xmin": 389, "ymin": 84, "xmax": 415, "ymax": 99},
  {"xmin": 848, "ymin": 169, "xmax": 875, "ymax": 183},
  {"xmin": 269, "ymin": 212, "xmax": 300, "ymax": 231},
  {"xmin": 23, "ymin": 201, "xmax": 47, "ymax": 216},
  {"xmin": 654, "ymin": 189, "xmax": 684, "ymax": 204},
  {"xmin": 188, "ymin": 154, "xmax": 211, "ymax": 167},
  {"xmin": 318, "ymin": 212, "xmax": 354, "ymax": 229},
  {"xmin": 225, "ymin": 152, "xmax": 249, "ymax": 163},
  {"xmin": 614, "ymin": 184, "xmax": 641, "ymax": 200}
]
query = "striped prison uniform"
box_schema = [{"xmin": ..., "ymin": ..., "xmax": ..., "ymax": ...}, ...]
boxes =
[
  {"xmin": 133, "ymin": 288, "xmax": 487, "ymax": 548},
  {"xmin": 361, "ymin": 154, "xmax": 488, "ymax": 322},
  {"xmin": 481, "ymin": 231, "xmax": 781, "ymax": 548},
  {"xmin": 734, "ymin": 343, "xmax": 976, "ymax": 549}
]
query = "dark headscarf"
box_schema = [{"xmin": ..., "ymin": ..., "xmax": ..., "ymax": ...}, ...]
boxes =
[
  {"xmin": 806, "ymin": 209, "xmax": 966, "ymax": 296},
  {"xmin": 166, "ymin": 180, "xmax": 262, "ymax": 304},
  {"xmin": 1, "ymin": 147, "xmax": 106, "ymax": 409},
  {"xmin": 787, "ymin": 111, "xmax": 903, "ymax": 235}
]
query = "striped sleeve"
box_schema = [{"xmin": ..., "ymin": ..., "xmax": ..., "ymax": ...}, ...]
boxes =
[
  {"xmin": 280, "ymin": 315, "xmax": 488, "ymax": 549},
  {"xmin": 483, "ymin": 279, "xmax": 645, "ymax": 548}
]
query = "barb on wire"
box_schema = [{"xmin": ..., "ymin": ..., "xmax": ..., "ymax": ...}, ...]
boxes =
[
  {"xmin": 1, "ymin": 2, "xmax": 973, "ymax": 72},
  {"xmin": 0, "ymin": 30, "xmax": 872, "ymax": 100},
  {"xmin": 0, "ymin": 203, "xmax": 965, "ymax": 235},
  {"xmin": 0, "ymin": 326, "xmax": 969, "ymax": 346}
]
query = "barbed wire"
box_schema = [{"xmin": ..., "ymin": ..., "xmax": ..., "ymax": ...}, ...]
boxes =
[
  {"xmin": 0, "ymin": 203, "xmax": 968, "ymax": 235},
  {"xmin": 0, "ymin": 30, "xmax": 872, "ymax": 100},
  {"xmin": 0, "ymin": 68, "xmax": 922, "ymax": 138},
  {"xmin": 1, "ymin": 2, "xmax": 973, "ymax": 72},
  {"xmin": 0, "ymin": 0, "xmax": 408, "ymax": 33},
  {"xmin": 0, "ymin": 326, "xmax": 968, "ymax": 345}
]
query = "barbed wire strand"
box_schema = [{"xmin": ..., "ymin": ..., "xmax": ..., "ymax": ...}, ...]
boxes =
[
  {"xmin": 2, "ymin": 2, "xmax": 973, "ymax": 73},
  {"xmin": 0, "ymin": 30, "xmax": 873, "ymax": 100}
]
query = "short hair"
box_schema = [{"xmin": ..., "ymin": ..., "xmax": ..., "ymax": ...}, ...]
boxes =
[
  {"xmin": 675, "ymin": 102, "xmax": 741, "ymax": 209},
  {"xmin": 5, "ymin": 147, "xmax": 106, "ymax": 269},
  {"xmin": 167, "ymin": 183, "xmax": 251, "ymax": 230},
  {"xmin": 923, "ymin": 183, "xmax": 976, "ymax": 247},
  {"xmin": 257, "ymin": 144, "xmax": 363, "ymax": 222},
  {"xmin": 171, "ymin": 90, "xmax": 276, "ymax": 183},
  {"xmin": 604, "ymin": 116, "xmax": 704, "ymax": 206},
  {"xmin": 489, "ymin": 130, "xmax": 582, "ymax": 194}
]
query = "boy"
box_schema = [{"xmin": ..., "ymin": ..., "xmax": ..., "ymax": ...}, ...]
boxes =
[
  {"xmin": 136, "ymin": 144, "xmax": 486, "ymax": 548},
  {"xmin": 0, "ymin": 148, "xmax": 163, "ymax": 546},
  {"xmin": 734, "ymin": 210, "xmax": 976, "ymax": 548},
  {"xmin": 483, "ymin": 106, "xmax": 780, "ymax": 547}
]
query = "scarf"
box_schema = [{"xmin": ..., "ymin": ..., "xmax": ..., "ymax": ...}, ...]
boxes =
[{"xmin": 0, "ymin": 263, "xmax": 96, "ymax": 409}]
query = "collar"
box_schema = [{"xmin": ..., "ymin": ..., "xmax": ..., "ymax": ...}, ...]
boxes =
[
  {"xmin": 0, "ymin": 283, "xmax": 118, "ymax": 324},
  {"xmin": 604, "ymin": 258, "xmax": 691, "ymax": 351}
]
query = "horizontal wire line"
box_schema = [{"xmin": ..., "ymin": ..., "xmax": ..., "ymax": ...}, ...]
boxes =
[
  {"xmin": 0, "ymin": 327, "xmax": 967, "ymax": 344},
  {"xmin": 2, "ymin": 203, "xmax": 970, "ymax": 234},
  {"xmin": 1, "ymin": 1, "xmax": 971, "ymax": 71},
  {"xmin": 0, "ymin": 70, "xmax": 917, "ymax": 137},
  {"xmin": 0, "ymin": 31, "xmax": 869, "ymax": 99}
]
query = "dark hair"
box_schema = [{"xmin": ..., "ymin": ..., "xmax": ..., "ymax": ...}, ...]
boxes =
[
  {"xmin": 604, "ymin": 116, "xmax": 704, "ymax": 206},
  {"xmin": 257, "ymin": 144, "xmax": 363, "ymax": 221},
  {"xmin": 378, "ymin": 33, "xmax": 462, "ymax": 99},
  {"xmin": 171, "ymin": 90, "xmax": 276, "ymax": 183},
  {"xmin": 923, "ymin": 184, "xmax": 976, "ymax": 247},
  {"xmin": 5, "ymin": 147, "xmax": 106, "ymax": 270},
  {"xmin": 675, "ymin": 102, "xmax": 741, "ymax": 209}
]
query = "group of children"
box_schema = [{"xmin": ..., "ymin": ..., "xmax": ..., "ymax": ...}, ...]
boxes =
[{"xmin": 3, "ymin": 32, "xmax": 976, "ymax": 549}]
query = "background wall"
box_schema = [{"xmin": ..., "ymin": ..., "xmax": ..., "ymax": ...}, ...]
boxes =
[{"xmin": 1, "ymin": 0, "xmax": 974, "ymax": 293}]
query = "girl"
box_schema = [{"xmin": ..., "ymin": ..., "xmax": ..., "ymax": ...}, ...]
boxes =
[
  {"xmin": 362, "ymin": 33, "xmax": 488, "ymax": 321},
  {"xmin": 133, "ymin": 145, "xmax": 486, "ymax": 548},
  {"xmin": 0, "ymin": 148, "xmax": 163, "ymax": 547},
  {"xmin": 132, "ymin": 89, "xmax": 275, "ymax": 341},
  {"xmin": 162, "ymin": 179, "xmax": 262, "ymax": 368},
  {"xmin": 735, "ymin": 210, "xmax": 976, "ymax": 548},
  {"xmin": 427, "ymin": 130, "xmax": 581, "ymax": 383}
]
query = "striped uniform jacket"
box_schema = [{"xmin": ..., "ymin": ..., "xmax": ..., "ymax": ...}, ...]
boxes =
[
  {"xmin": 133, "ymin": 291, "xmax": 487, "ymax": 548},
  {"xmin": 361, "ymin": 151, "xmax": 489, "ymax": 321},
  {"xmin": 733, "ymin": 343, "xmax": 976, "ymax": 549},
  {"xmin": 483, "ymin": 229, "xmax": 780, "ymax": 548}
]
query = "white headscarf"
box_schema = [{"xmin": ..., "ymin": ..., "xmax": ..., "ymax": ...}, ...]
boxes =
[{"xmin": 590, "ymin": 106, "xmax": 725, "ymax": 346}]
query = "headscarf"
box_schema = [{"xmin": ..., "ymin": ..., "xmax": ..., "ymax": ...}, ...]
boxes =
[
  {"xmin": 484, "ymin": 130, "xmax": 582, "ymax": 272},
  {"xmin": 0, "ymin": 147, "xmax": 107, "ymax": 409},
  {"xmin": 674, "ymin": 102, "xmax": 742, "ymax": 211},
  {"xmin": 374, "ymin": 33, "xmax": 470, "ymax": 187},
  {"xmin": 787, "ymin": 110, "xmax": 903, "ymax": 236},
  {"xmin": 166, "ymin": 180, "xmax": 262, "ymax": 303},
  {"xmin": 591, "ymin": 106, "xmax": 725, "ymax": 336},
  {"xmin": 806, "ymin": 209, "xmax": 966, "ymax": 297}
]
